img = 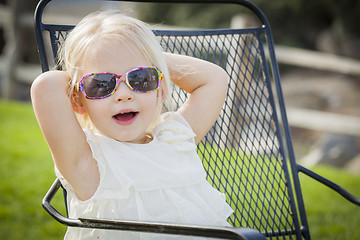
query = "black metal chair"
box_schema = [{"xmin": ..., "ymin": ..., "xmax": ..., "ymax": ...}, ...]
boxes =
[{"xmin": 34, "ymin": 0, "xmax": 359, "ymax": 239}]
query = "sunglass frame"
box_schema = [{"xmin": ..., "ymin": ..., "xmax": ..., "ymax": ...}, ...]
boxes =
[{"xmin": 75, "ymin": 66, "xmax": 163, "ymax": 100}]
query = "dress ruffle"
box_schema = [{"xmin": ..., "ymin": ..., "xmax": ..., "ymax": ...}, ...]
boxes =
[
  {"xmin": 155, "ymin": 112, "xmax": 197, "ymax": 152},
  {"xmin": 56, "ymin": 112, "xmax": 233, "ymax": 240}
]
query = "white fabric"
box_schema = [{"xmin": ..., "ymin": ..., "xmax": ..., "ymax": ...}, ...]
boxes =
[{"xmin": 56, "ymin": 112, "xmax": 233, "ymax": 240}]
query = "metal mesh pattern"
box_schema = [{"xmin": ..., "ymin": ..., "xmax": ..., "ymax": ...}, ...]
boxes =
[
  {"xmin": 157, "ymin": 29, "xmax": 296, "ymax": 239},
  {"xmin": 52, "ymin": 28, "xmax": 298, "ymax": 239}
]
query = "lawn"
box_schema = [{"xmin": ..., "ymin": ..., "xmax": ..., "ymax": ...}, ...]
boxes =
[
  {"xmin": 0, "ymin": 100, "xmax": 66, "ymax": 239},
  {"xmin": 0, "ymin": 100, "xmax": 359, "ymax": 239}
]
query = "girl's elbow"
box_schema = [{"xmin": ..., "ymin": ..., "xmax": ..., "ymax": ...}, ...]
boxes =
[
  {"xmin": 31, "ymin": 71, "xmax": 67, "ymax": 102},
  {"xmin": 216, "ymin": 66, "xmax": 229, "ymax": 98},
  {"xmin": 31, "ymin": 73, "xmax": 48, "ymax": 101}
]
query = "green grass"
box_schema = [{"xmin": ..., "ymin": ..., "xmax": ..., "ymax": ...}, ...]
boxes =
[
  {"xmin": 198, "ymin": 145, "xmax": 292, "ymax": 231},
  {"xmin": 300, "ymin": 166, "xmax": 360, "ymax": 239},
  {"xmin": 1, "ymin": 100, "xmax": 359, "ymax": 239},
  {"xmin": 198, "ymin": 145, "xmax": 360, "ymax": 239},
  {"xmin": 0, "ymin": 100, "xmax": 66, "ymax": 239}
]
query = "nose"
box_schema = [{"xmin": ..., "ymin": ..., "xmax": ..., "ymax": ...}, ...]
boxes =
[{"xmin": 113, "ymin": 82, "xmax": 134, "ymax": 102}]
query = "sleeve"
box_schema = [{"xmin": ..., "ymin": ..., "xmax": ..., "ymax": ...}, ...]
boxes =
[{"xmin": 154, "ymin": 112, "xmax": 197, "ymax": 151}]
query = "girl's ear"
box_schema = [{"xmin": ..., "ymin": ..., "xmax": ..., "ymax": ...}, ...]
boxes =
[
  {"xmin": 161, "ymin": 88, "xmax": 166, "ymax": 102},
  {"xmin": 157, "ymin": 86, "xmax": 167, "ymax": 103},
  {"xmin": 71, "ymin": 92, "xmax": 87, "ymax": 114}
]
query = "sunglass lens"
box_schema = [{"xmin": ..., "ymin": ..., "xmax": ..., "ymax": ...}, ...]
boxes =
[
  {"xmin": 127, "ymin": 68, "xmax": 159, "ymax": 92},
  {"xmin": 84, "ymin": 74, "xmax": 116, "ymax": 98}
]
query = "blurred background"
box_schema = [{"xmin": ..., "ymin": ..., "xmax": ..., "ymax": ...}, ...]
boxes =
[
  {"xmin": 1, "ymin": 0, "xmax": 360, "ymax": 168},
  {"xmin": 0, "ymin": 0, "xmax": 359, "ymax": 239}
]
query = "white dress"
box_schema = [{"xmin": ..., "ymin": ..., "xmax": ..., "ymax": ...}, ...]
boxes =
[{"xmin": 56, "ymin": 112, "xmax": 233, "ymax": 240}]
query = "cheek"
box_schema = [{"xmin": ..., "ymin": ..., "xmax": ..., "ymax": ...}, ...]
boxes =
[
  {"xmin": 140, "ymin": 91, "xmax": 157, "ymax": 104},
  {"xmin": 141, "ymin": 94, "xmax": 158, "ymax": 115},
  {"xmin": 83, "ymin": 100, "xmax": 108, "ymax": 121}
]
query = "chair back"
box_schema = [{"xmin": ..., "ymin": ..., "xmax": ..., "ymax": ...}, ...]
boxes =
[{"xmin": 35, "ymin": 1, "xmax": 309, "ymax": 239}]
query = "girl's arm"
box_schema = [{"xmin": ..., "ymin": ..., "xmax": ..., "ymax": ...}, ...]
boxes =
[
  {"xmin": 166, "ymin": 53, "xmax": 228, "ymax": 144},
  {"xmin": 31, "ymin": 71, "xmax": 99, "ymax": 200}
]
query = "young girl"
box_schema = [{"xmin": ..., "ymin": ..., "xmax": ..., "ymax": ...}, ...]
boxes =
[{"xmin": 31, "ymin": 11, "xmax": 232, "ymax": 240}]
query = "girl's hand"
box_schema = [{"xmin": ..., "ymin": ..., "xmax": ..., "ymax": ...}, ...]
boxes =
[{"xmin": 165, "ymin": 53, "xmax": 228, "ymax": 144}]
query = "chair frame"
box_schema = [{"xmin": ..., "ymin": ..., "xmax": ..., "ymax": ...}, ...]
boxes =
[{"xmin": 34, "ymin": 0, "xmax": 359, "ymax": 239}]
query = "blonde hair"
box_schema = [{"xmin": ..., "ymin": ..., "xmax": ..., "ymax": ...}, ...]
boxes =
[{"xmin": 58, "ymin": 11, "xmax": 171, "ymax": 132}]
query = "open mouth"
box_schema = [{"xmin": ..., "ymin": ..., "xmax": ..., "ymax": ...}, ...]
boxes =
[{"xmin": 113, "ymin": 111, "xmax": 138, "ymax": 125}]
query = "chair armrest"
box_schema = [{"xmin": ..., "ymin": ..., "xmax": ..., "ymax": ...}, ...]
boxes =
[
  {"xmin": 43, "ymin": 179, "xmax": 266, "ymax": 240},
  {"xmin": 297, "ymin": 164, "xmax": 360, "ymax": 206}
]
